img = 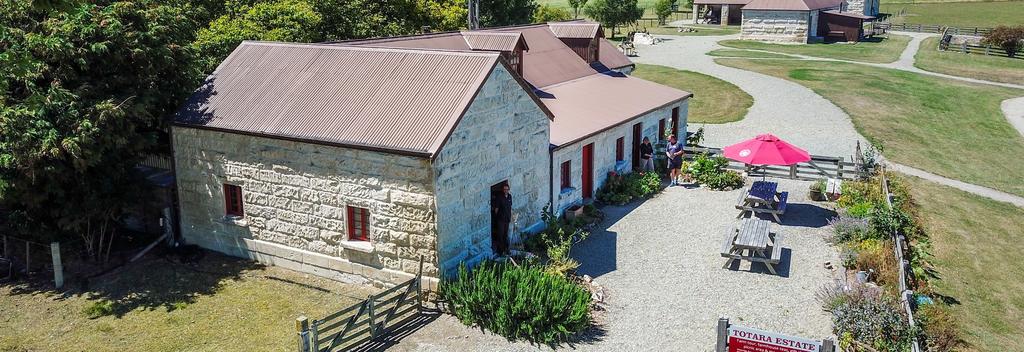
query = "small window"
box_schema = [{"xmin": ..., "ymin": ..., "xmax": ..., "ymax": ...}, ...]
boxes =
[
  {"xmin": 560, "ymin": 161, "xmax": 571, "ymax": 189},
  {"xmin": 224, "ymin": 184, "xmax": 244, "ymax": 217},
  {"xmin": 347, "ymin": 206, "xmax": 370, "ymax": 241},
  {"xmin": 658, "ymin": 119, "xmax": 666, "ymax": 140},
  {"xmin": 616, "ymin": 137, "xmax": 625, "ymax": 162}
]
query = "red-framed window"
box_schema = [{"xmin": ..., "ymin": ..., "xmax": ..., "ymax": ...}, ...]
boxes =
[
  {"xmin": 560, "ymin": 161, "xmax": 571, "ymax": 189},
  {"xmin": 658, "ymin": 119, "xmax": 666, "ymax": 140},
  {"xmin": 615, "ymin": 137, "xmax": 625, "ymax": 161},
  {"xmin": 224, "ymin": 184, "xmax": 244, "ymax": 217},
  {"xmin": 347, "ymin": 206, "xmax": 370, "ymax": 241}
]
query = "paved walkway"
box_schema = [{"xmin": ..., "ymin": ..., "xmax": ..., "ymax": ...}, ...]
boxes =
[{"xmin": 642, "ymin": 31, "xmax": 1024, "ymax": 207}]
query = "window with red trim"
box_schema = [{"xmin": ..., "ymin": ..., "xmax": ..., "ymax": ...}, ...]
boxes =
[
  {"xmin": 224, "ymin": 184, "xmax": 244, "ymax": 217},
  {"xmin": 615, "ymin": 137, "xmax": 624, "ymax": 161},
  {"xmin": 658, "ymin": 119, "xmax": 666, "ymax": 140},
  {"xmin": 347, "ymin": 206, "xmax": 370, "ymax": 241},
  {"xmin": 560, "ymin": 161, "xmax": 571, "ymax": 189}
]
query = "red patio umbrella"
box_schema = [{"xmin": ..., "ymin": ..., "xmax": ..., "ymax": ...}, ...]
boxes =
[{"xmin": 723, "ymin": 133, "xmax": 810, "ymax": 178}]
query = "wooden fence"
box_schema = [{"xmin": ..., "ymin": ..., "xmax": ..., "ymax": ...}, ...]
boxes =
[
  {"xmin": 877, "ymin": 22, "xmax": 993, "ymax": 36},
  {"xmin": 0, "ymin": 235, "xmax": 65, "ymax": 288},
  {"xmin": 296, "ymin": 258, "xmax": 424, "ymax": 352},
  {"xmin": 879, "ymin": 170, "xmax": 923, "ymax": 352},
  {"xmin": 683, "ymin": 146, "xmax": 867, "ymax": 181},
  {"xmin": 937, "ymin": 35, "xmax": 1021, "ymax": 59}
]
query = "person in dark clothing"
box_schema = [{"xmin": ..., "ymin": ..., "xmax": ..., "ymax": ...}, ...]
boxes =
[
  {"xmin": 640, "ymin": 136, "xmax": 655, "ymax": 172},
  {"xmin": 491, "ymin": 184, "xmax": 512, "ymax": 256}
]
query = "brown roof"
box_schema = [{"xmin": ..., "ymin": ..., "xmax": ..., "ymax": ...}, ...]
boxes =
[
  {"xmin": 343, "ymin": 32, "xmax": 471, "ymax": 51},
  {"xmin": 548, "ymin": 22, "xmax": 602, "ymax": 39},
  {"xmin": 461, "ymin": 31, "xmax": 529, "ymax": 51},
  {"xmin": 174, "ymin": 42, "xmax": 546, "ymax": 157},
  {"xmin": 597, "ymin": 38, "xmax": 633, "ymax": 70},
  {"xmin": 693, "ymin": 0, "xmax": 754, "ymax": 5},
  {"xmin": 486, "ymin": 24, "xmax": 599, "ymax": 88},
  {"xmin": 542, "ymin": 73, "xmax": 692, "ymax": 147},
  {"xmin": 822, "ymin": 10, "xmax": 875, "ymax": 19},
  {"xmin": 743, "ymin": 0, "xmax": 843, "ymax": 11}
]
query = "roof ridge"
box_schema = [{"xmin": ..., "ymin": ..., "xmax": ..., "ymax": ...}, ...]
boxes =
[{"xmin": 241, "ymin": 41, "xmax": 499, "ymax": 57}]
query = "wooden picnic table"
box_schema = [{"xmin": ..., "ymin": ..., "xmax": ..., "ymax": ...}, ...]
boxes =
[
  {"xmin": 721, "ymin": 218, "xmax": 785, "ymax": 275},
  {"xmin": 736, "ymin": 181, "xmax": 789, "ymax": 222}
]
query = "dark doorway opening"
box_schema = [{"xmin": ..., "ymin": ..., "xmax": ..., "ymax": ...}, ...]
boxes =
[
  {"xmin": 631, "ymin": 123, "xmax": 643, "ymax": 170},
  {"xmin": 671, "ymin": 107, "xmax": 680, "ymax": 139},
  {"xmin": 490, "ymin": 180, "xmax": 510, "ymax": 255},
  {"xmin": 582, "ymin": 144, "xmax": 594, "ymax": 200}
]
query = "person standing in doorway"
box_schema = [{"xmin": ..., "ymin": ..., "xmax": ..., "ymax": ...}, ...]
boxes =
[
  {"xmin": 666, "ymin": 135, "xmax": 684, "ymax": 186},
  {"xmin": 640, "ymin": 136, "xmax": 655, "ymax": 172},
  {"xmin": 491, "ymin": 184, "xmax": 512, "ymax": 256}
]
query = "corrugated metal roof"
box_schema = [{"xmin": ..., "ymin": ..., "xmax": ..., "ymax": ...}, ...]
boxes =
[
  {"xmin": 174, "ymin": 42, "xmax": 503, "ymax": 157},
  {"xmin": 743, "ymin": 0, "xmax": 843, "ymax": 11},
  {"xmin": 486, "ymin": 24, "xmax": 598, "ymax": 88},
  {"xmin": 822, "ymin": 10, "xmax": 875, "ymax": 19},
  {"xmin": 694, "ymin": 0, "xmax": 753, "ymax": 5},
  {"xmin": 342, "ymin": 32, "xmax": 472, "ymax": 51},
  {"xmin": 461, "ymin": 31, "xmax": 528, "ymax": 51},
  {"xmin": 542, "ymin": 73, "xmax": 693, "ymax": 147},
  {"xmin": 547, "ymin": 22, "xmax": 602, "ymax": 39},
  {"xmin": 597, "ymin": 38, "xmax": 633, "ymax": 70}
]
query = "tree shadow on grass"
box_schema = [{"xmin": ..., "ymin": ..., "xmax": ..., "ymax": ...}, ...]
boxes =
[{"xmin": 3, "ymin": 247, "xmax": 256, "ymax": 318}]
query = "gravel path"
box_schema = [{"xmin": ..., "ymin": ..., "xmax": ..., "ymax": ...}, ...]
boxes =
[
  {"xmin": 389, "ymin": 181, "xmax": 842, "ymax": 351},
  {"xmin": 1002, "ymin": 97, "xmax": 1024, "ymax": 139}
]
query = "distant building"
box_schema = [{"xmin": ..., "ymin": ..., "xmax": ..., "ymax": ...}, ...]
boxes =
[
  {"xmin": 171, "ymin": 21, "xmax": 690, "ymax": 285},
  {"xmin": 696, "ymin": 0, "xmax": 878, "ymax": 44}
]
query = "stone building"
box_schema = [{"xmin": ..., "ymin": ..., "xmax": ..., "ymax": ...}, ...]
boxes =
[
  {"xmin": 172, "ymin": 21, "xmax": 690, "ymax": 285},
  {"xmin": 739, "ymin": 0, "xmax": 844, "ymax": 43}
]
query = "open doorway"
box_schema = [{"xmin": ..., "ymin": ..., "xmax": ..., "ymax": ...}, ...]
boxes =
[
  {"xmin": 632, "ymin": 123, "xmax": 643, "ymax": 169},
  {"xmin": 582, "ymin": 143, "xmax": 594, "ymax": 200},
  {"xmin": 490, "ymin": 180, "xmax": 511, "ymax": 256}
]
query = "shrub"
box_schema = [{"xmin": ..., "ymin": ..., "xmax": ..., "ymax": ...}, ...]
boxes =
[
  {"xmin": 837, "ymin": 180, "xmax": 883, "ymax": 208},
  {"xmin": 819, "ymin": 285, "xmax": 917, "ymax": 352},
  {"xmin": 543, "ymin": 224, "xmax": 590, "ymax": 277},
  {"xmin": 690, "ymin": 153, "xmax": 745, "ymax": 190},
  {"xmin": 870, "ymin": 206, "xmax": 916, "ymax": 239},
  {"xmin": 918, "ymin": 304, "xmax": 964, "ymax": 351},
  {"xmin": 596, "ymin": 171, "xmax": 663, "ymax": 204},
  {"xmin": 441, "ymin": 261, "xmax": 592, "ymax": 344},
  {"xmin": 846, "ymin": 201, "xmax": 874, "ymax": 218},
  {"xmin": 827, "ymin": 214, "xmax": 872, "ymax": 244},
  {"xmin": 851, "ymin": 239, "xmax": 899, "ymax": 288},
  {"xmin": 982, "ymin": 25, "xmax": 1024, "ymax": 58},
  {"xmin": 526, "ymin": 206, "xmax": 586, "ymax": 253}
]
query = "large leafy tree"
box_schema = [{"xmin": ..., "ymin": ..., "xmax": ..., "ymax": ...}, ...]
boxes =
[
  {"xmin": 192, "ymin": 0, "xmax": 322, "ymax": 73},
  {"xmin": 0, "ymin": 1, "xmax": 200, "ymax": 257},
  {"xmin": 479, "ymin": 0, "xmax": 538, "ymax": 27},
  {"xmin": 533, "ymin": 4, "xmax": 572, "ymax": 23},
  {"xmin": 568, "ymin": 0, "xmax": 588, "ymax": 19},
  {"xmin": 654, "ymin": 0, "xmax": 677, "ymax": 25},
  {"xmin": 584, "ymin": 0, "xmax": 643, "ymax": 37}
]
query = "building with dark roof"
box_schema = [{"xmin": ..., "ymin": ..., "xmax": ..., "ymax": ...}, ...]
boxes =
[
  {"xmin": 695, "ymin": 0, "xmax": 877, "ymax": 43},
  {"xmin": 171, "ymin": 21, "xmax": 690, "ymax": 284}
]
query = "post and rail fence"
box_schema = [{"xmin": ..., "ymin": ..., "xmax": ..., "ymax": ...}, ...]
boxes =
[
  {"xmin": 296, "ymin": 257, "xmax": 424, "ymax": 352},
  {"xmin": 879, "ymin": 168, "xmax": 923, "ymax": 352},
  {"xmin": 683, "ymin": 146, "xmax": 868, "ymax": 181},
  {"xmin": 0, "ymin": 235, "xmax": 64, "ymax": 289},
  {"xmin": 936, "ymin": 29, "xmax": 1021, "ymax": 59},
  {"xmin": 877, "ymin": 22, "xmax": 994, "ymax": 36}
]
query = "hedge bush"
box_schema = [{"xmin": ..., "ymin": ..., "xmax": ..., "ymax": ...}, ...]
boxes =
[
  {"xmin": 596, "ymin": 171, "xmax": 662, "ymax": 205},
  {"xmin": 441, "ymin": 261, "xmax": 592, "ymax": 344},
  {"xmin": 689, "ymin": 153, "xmax": 744, "ymax": 190},
  {"xmin": 820, "ymin": 285, "xmax": 917, "ymax": 352}
]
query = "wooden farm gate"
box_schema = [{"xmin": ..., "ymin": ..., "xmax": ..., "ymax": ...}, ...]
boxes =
[
  {"xmin": 296, "ymin": 258, "xmax": 424, "ymax": 352},
  {"xmin": 684, "ymin": 146, "xmax": 868, "ymax": 181}
]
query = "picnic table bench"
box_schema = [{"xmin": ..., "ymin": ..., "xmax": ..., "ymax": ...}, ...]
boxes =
[
  {"xmin": 736, "ymin": 181, "xmax": 788, "ymax": 222},
  {"xmin": 721, "ymin": 218, "xmax": 785, "ymax": 275}
]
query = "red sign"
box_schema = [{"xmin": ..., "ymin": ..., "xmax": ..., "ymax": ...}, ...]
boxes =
[{"xmin": 728, "ymin": 325, "xmax": 822, "ymax": 352}]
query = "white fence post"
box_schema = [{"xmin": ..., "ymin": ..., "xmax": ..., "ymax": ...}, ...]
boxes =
[
  {"xmin": 715, "ymin": 317, "xmax": 729, "ymax": 352},
  {"xmin": 50, "ymin": 242, "xmax": 63, "ymax": 289}
]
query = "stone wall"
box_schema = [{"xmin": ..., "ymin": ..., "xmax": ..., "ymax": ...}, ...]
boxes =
[
  {"xmin": 432, "ymin": 64, "xmax": 552, "ymax": 274},
  {"xmin": 551, "ymin": 100, "xmax": 689, "ymax": 214},
  {"xmin": 172, "ymin": 127, "xmax": 438, "ymax": 286},
  {"xmin": 740, "ymin": 10, "xmax": 812, "ymax": 44},
  {"xmin": 846, "ymin": 0, "xmax": 865, "ymax": 16}
]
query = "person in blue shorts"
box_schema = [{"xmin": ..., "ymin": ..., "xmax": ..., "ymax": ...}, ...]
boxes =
[{"xmin": 666, "ymin": 135, "xmax": 684, "ymax": 186}]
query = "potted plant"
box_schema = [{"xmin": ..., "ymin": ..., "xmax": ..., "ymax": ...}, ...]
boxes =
[
  {"xmin": 565, "ymin": 204, "xmax": 584, "ymax": 220},
  {"xmin": 809, "ymin": 179, "xmax": 827, "ymax": 201}
]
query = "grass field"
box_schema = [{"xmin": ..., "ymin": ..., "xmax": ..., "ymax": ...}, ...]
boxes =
[
  {"xmin": 914, "ymin": 37, "xmax": 1024, "ymax": 85},
  {"xmin": 631, "ymin": 64, "xmax": 752, "ymax": 124},
  {"xmin": 707, "ymin": 49, "xmax": 795, "ymax": 58},
  {"xmin": 906, "ymin": 176, "xmax": 1024, "ymax": 351},
  {"xmin": 881, "ymin": 1, "xmax": 1024, "ymax": 27},
  {"xmin": 0, "ymin": 253, "xmax": 374, "ymax": 351},
  {"xmin": 715, "ymin": 58, "xmax": 1024, "ymax": 196},
  {"xmin": 718, "ymin": 34, "xmax": 912, "ymax": 63}
]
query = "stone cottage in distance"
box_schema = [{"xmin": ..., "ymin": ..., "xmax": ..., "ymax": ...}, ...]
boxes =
[{"xmin": 172, "ymin": 21, "xmax": 690, "ymax": 285}]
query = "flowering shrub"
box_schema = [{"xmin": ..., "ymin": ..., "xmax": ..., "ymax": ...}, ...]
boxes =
[
  {"xmin": 827, "ymin": 214, "xmax": 872, "ymax": 244},
  {"xmin": 819, "ymin": 285, "xmax": 917, "ymax": 352}
]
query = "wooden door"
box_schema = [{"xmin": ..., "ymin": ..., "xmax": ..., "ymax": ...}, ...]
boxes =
[
  {"xmin": 632, "ymin": 123, "xmax": 642, "ymax": 169},
  {"xmin": 582, "ymin": 143, "xmax": 594, "ymax": 200}
]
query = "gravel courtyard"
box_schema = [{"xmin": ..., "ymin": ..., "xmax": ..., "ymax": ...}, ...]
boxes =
[{"xmin": 390, "ymin": 178, "xmax": 841, "ymax": 351}]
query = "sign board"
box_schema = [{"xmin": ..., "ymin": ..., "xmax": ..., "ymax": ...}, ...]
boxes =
[{"xmin": 727, "ymin": 325, "xmax": 822, "ymax": 352}]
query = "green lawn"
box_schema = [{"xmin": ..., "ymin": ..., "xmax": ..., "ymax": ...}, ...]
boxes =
[
  {"xmin": 881, "ymin": 1, "xmax": 1024, "ymax": 27},
  {"xmin": 707, "ymin": 49, "xmax": 795, "ymax": 58},
  {"xmin": 0, "ymin": 253, "xmax": 374, "ymax": 351},
  {"xmin": 914, "ymin": 37, "xmax": 1024, "ymax": 85},
  {"xmin": 715, "ymin": 58, "xmax": 1024, "ymax": 196},
  {"xmin": 906, "ymin": 176, "xmax": 1024, "ymax": 351},
  {"xmin": 631, "ymin": 64, "xmax": 752, "ymax": 124},
  {"xmin": 718, "ymin": 34, "xmax": 912, "ymax": 63}
]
